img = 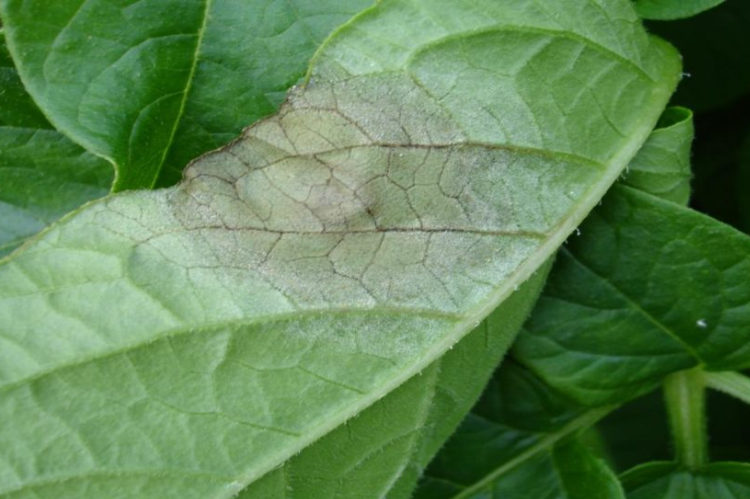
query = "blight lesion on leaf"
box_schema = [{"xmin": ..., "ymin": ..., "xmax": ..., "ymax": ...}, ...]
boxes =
[{"xmin": 0, "ymin": 0, "xmax": 682, "ymax": 497}]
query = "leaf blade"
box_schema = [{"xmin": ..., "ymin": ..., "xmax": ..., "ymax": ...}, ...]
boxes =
[
  {"xmin": 0, "ymin": 0, "xmax": 374, "ymax": 190},
  {"xmin": 634, "ymin": 0, "xmax": 726, "ymax": 21},
  {"xmin": 0, "ymin": 1, "xmax": 681, "ymax": 496},
  {"xmin": 0, "ymin": 30, "xmax": 112, "ymax": 258}
]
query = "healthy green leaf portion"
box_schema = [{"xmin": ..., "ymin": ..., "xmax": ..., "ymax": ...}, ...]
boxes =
[
  {"xmin": 447, "ymin": 440, "xmax": 625, "ymax": 499},
  {"xmin": 622, "ymin": 462, "xmax": 750, "ymax": 499},
  {"xmin": 0, "ymin": 31, "xmax": 112, "ymax": 257},
  {"xmin": 0, "ymin": 128, "xmax": 113, "ymax": 257},
  {"xmin": 705, "ymin": 371, "xmax": 750, "ymax": 406},
  {"xmin": 513, "ymin": 186, "xmax": 750, "ymax": 406},
  {"xmin": 415, "ymin": 360, "xmax": 620, "ymax": 499},
  {"xmin": 550, "ymin": 440, "xmax": 626, "ymax": 499},
  {"xmin": 0, "ymin": 0, "xmax": 372, "ymax": 190},
  {"xmin": 234, "ymin": 268, "xmax": 550, "ymax": 499},
  {"xmin": 0, "ymin": 30, "xmax": 48, "ymax": 129},
  {"xmin": 0, "ymin": 0, "xmax": 680, "ymax": 497},
  {"xmin": 633, "ymin": 0, "xmax": 725, "ymax": 20},
  {"xmin": 624, "ymin": 107, "xmax": 693, "ymax": 205}
]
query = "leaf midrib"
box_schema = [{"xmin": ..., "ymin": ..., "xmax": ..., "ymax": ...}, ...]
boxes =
[
  {"xmin": 119, "ymin": 0, "xmax": 213, "ymax": 192},
  {"xmin": 446, "ymin": 405, "xmax": 617, "ymax": 499},
  {"xmin": 562, "ymin": 232, "xmax": 705, "ymax": 363},
  {"xmin": 0, "ymin": 306, "xmax": 461, "ymax": 394}
]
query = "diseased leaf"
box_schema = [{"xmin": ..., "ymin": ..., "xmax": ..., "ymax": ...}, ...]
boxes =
[
  {"xmin": 622, "ymin": 462, "xmax": 750, "ymax": 499},
  {"xmin": 623, "ymin": 107, "xmax": 693, "ymax": 205},
  {"xmin": 415, "ymin": 114, "xmax": 700, "ymax": 497},
  {"xmin": 633, "ymin": 0, "xmax": 725, "ymax": 20},
  {"xmin": 0, "ymin": 30, "xmax": 112, "ymax": 257},
  {"xmin": 513, "ymin": 186, "xmax": 750, "ymax": 406},
  {"xmin": 0, "ymin": 0, "xmax": 680, "ymax": 497},
  {"xmin": 0, "ymin": 0, "xmax": 373, "ymax": 190}
]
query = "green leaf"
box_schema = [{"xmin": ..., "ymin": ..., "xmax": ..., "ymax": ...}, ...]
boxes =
[
  {"xmin": 706, "ymin": 371, "xmax": 750, "ymax": 406},
  {"xmin": 234, "ymin": 269, "xmax": 550, "ymax": 499},
  {"xmin": 596, "ymin": 391, "xmax": 671, "ymax": 471},
  {"xmin": 550, "ymin": 440, "xmax": 626, "ymax": 499},
  {"xmin": 0, "ymin": 0, "xmax": 373, "ymax": 190},
  {"xmin": 514, "ymin": 186, "xmax": 750, "ymax": 406},
  {"xmin": 622, "ymin": 462, "xmax": 750, "ymax": 498},
  {"xmin": 0, "ymin": 30, "xmax": 112, "ymax": 257},
  {"xmin": 633, "ymin": 0, "xmax": 725, "ymax": 20},
  {"xmin": 445, "ymin": 440, "xmax": 625, "ymax": 499},
  {"xmin": 415, "ymin": 360, "xmax": 618, "ymax": 499},
  {"xmin": 414, "ymin": 104, "xmax": 698, "ymax": 498},
  {"xmin": 0, "ymin": 0, "xmax": 680, "ymax": 497},
  {"xmin": 623, "ymin": 107, "xmax": 693, "ymax": 205},
  {"xmin": 0, "ymin": 30, "xmax": 49, "ymax": 129}
]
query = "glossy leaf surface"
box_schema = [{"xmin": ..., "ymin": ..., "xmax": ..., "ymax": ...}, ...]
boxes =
[
  {"xmin": 0, "ymin": 0, "xmax": 373, "ymax": 189},
  {"xmin": 623, "ymin": 462, "xmax": 750, "ymax": 499},
  {"xmin": 416, "ymin": 360, "xmax": 619, "ymax": 499},
  {"xmin": 634, "ymin": 0, "xmax": 725, "ymax": 20},
  {"xmin": 0, "ymin": 31, "xmax": 112, "ymax": 257},
  {"xmin": 514, "ymin": 185, "xmax": 750, "ymax": 406}
]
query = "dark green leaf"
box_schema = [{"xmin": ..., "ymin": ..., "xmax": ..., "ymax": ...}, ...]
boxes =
[
  {"xmin": 0, "ymin": 31, "xmax": 112, "ymax": 257},
  {"xmin": 0, "ymin": 30, "xmax": 48, "ymax": 128},
  {"xmin": 0, "ymin": 0, "xmax": 373, "ymax": 190},
  {"xmin": 416, "ymin": 361, "xmax": 618, "ymax": 499},
  {"xmin": 622, "ymin": 462, "xmax": 750, "ymax": 498},
  {"xmin": 624, "ymin": 107, "xmax": 693, "ymax": 205},
  {"xmin": 597, "ymin": 391, "xmax": 671, "ymax": 472},
  {"xmin": 634, "ymin": 0, "xmax": 725, "ymax": 20},
  {"xmin": 514, "ymin": 186, "xmax": 750, "ymax": 406}
]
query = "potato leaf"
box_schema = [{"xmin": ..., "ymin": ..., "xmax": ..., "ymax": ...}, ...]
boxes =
[
  {"xmin": 623, "ymin": 107, "xmax": 693, "ymax": 205},
  {"xmin": 633, "ymin": 0, "xmax": 726, "ymax": 21},
  {"xmin": 414, "ymin": 104, "xmax": 696, "ymax": 497},
  {"xmin": 514, "ymin": 185, "xmax": 750, "ymax": 406},
  {"xmin": 0, "ymin": 0, "xmax": 373, "ymax": 189},
  {"xmin": 415, "ymin": 360, "xmax": 619, "ymax": 499},
  {"xmin": 0, "ymin": 31, "xmax": 112, "ymax": 257},
  {"xmin": 0, "ymin": 0, "xmax": 680, "ymax": 497},
  {"xmin": 622, "ymin": 462, "xmax": 750, "ymax": 498}
]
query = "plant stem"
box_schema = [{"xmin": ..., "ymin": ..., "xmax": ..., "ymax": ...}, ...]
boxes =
[
  {"xmin": 663, "ymin": 367, "xmax": 708, "ymax": 470},
  {"xmin": 705, "ymin": 371, "xmax": 750, "ymax": 406}
]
